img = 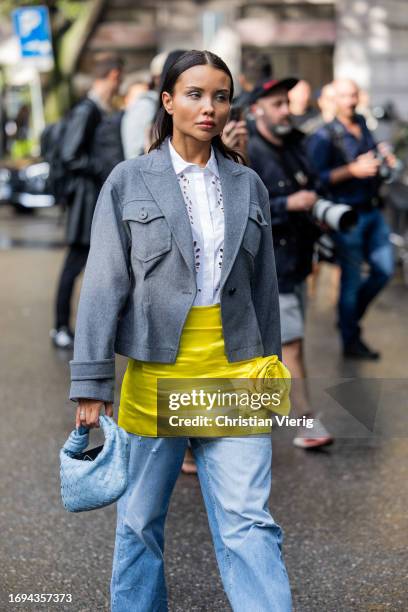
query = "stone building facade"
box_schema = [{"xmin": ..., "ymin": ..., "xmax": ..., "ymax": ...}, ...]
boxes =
[
  {"xmin": 77, "ymin": 0, "xmax": 407, "ymax": 117},
  {"xmin": 335, "ymin": 0, "xmax": 408, "ymax": 116}
]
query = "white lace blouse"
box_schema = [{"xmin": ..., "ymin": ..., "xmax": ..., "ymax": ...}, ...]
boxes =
[{"xmin": 168, "ymin": 138, "xmax": 224, "ymax": 306}]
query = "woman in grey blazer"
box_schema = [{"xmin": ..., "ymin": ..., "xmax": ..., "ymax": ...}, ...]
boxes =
[{"xmin": 71, "ymin": 50, "xmax": 292, "ymax": 612}]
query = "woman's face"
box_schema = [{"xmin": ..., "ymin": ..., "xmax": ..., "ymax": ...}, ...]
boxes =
[{"xmin": 162, "ymin": 64, "xmax": 232, "ymax": 142}]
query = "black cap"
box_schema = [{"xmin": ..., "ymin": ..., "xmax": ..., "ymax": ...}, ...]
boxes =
[{"xmin": 249, "ymin": 77, "xmax": 299, "ymax": 104}]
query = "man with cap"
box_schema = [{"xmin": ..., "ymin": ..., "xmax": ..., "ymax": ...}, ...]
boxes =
[{"xmin": 247, "ymin": 77, "xmax": 334, "ymax": 449}]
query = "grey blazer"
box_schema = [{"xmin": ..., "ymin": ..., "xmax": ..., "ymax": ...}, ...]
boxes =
[{"xmin": 69, "ymin": 141, "xmax": 282, "ymax": 403}]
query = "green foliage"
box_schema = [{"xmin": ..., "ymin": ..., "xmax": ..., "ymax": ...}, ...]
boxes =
[
  {"xmin": 11, "ymin": 138, "xmax": 34, "ymax": 159},
  {"xmin": 1, "ymin": 1, "xmax": 88, "ymax": 118},
  {"xmin": 1, "ymin": 1, "xmax": 50, "ymax": 18},
  {"xmin": 0, "ymin": 0, "xmax": 83, "ymax": 20},
  {"xmin": 58, "ymin": 1, "xmax": 84, "ymax": 21}
]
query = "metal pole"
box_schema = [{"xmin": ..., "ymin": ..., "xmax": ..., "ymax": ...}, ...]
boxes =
[
  {"xmin": 29, "ymin": 68, "xmax": 45, "ymax": 156},
  {"xmin": 0, "ymin": 66, "xmax": 6, "ymax": 158}
]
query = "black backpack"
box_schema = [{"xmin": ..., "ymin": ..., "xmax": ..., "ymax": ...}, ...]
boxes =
[
  {"xmin": 40, "ymin": 99, "xmax": 102, "ymax": 202},
  {"xmin": 40, "ymin": 117, "xmax": 71, "ymax": 202},
  {"xmin": 91, "ymin": 110, "xmax": 125, "ymax": 182}
]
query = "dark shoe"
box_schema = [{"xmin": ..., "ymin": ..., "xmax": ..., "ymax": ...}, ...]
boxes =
[
  {"xmin": 50, "ymin": 326, "xmax": 74, "ymax": 349},
  {"xmin": 343, "ymin": 338, "xmax": 380, "ymax": 360}
]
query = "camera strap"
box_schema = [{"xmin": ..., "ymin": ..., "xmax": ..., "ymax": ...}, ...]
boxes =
[
  {"xmin": 324, "ymin": 122, "xmax": 354, "ymax": 164},
  {"xmin": 276, "ymin": 145, "xmax": 314, "ymax": 190}
]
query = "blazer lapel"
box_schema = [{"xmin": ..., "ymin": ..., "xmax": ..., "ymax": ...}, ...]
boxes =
[
  {"xmin": 141, "ymin": 146, "xmax": 195, "ymax": 274},
  {"xmin": 216, "ymin": 152, "xmax": 250, "ymax": 290},
  {"xmin": 141, "ymin": 143, "xmax": 250, "ymax": 288}
]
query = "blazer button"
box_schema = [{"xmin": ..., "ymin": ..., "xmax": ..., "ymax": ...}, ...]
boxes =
[
  {"xmin": 228, "ymin": 287, "xmax": 236, "ymax": 296},
  {"xmin": 257, "ymin": 212, "xmax": 263, "ymax": 223},
  {"xmin": 139, "ymin": 208, "xmax": 148, "ymax": 220}
]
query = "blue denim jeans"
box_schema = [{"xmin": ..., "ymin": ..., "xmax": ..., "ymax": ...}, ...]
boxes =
[
  {"xmin": 333, "ymin": 208, "xmax": 394, "ymax": 346},
  {"xmin": 110, "ymin": 435, "xmax": 292, "ymax": 612}
]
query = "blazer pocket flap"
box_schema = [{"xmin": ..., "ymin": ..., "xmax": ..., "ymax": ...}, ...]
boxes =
[
  {"xmin": 249, "ymin": 203, "xmax": 268, "ymax": 227},
  {"xmin": 123, "ymin": 201, "xmax": 165, "ymax": 224}
]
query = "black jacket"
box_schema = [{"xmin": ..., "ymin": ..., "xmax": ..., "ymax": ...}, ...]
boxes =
[
  {"xmin": 61, "ymin": 98, "xmax": 103, "ymax": 246},
  {"xmin": 248, "ymin": 128, "xmax": 321, "ymax": 293},
  {"xmin": 91, "ymin": 110, "xmax": 125, "ymax": 183}
]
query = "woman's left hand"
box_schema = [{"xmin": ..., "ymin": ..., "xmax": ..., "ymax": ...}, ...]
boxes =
[{"xmin": 75, "ymin": 399, "xmax": 114, "ymax": 429}]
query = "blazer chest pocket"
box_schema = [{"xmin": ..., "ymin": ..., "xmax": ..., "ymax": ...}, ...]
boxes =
[
  {"xmin": 242, "ymin": 202, "xmax": 268, "ymax": 257},
  {"xmin": 123, "ymin": 200, "xmax": 172, "ymax": 262}
]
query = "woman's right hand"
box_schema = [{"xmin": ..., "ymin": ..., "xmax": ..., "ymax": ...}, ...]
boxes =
[
  {"xmin": 75, "ymin": 399, "xmax": 114, "ymax": 429},
  {"xmin": 222, "ymin": 120, "xmax": 248, "ymax": 152}
]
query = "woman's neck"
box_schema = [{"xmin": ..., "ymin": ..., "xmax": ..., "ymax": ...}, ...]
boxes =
[{"xmin": 171, "ymin": 132, "xmax": 211, "ymax": 168}]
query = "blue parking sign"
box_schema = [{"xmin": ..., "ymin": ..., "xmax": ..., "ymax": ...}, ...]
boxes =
[{"xmin": 12, "ymin": 6, "xmax": 53, "ymax": 59}]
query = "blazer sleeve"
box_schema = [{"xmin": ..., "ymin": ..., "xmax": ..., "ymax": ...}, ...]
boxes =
[
  {"xmin": 252, "ymin": 180, "xmax": 282, "ymax": 360},
  {"xmin": 69, "ymin": 178, "xmax": 131, "ymax": 403}
]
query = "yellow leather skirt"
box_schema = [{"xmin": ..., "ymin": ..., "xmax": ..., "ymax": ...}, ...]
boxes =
[{"xmin": 119, "ymin": 304, "xmax": 291, "ymax": 436}]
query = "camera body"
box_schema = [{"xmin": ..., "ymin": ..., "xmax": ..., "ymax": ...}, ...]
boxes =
[
  {"xmin": 230, "ymin": 105, "xmax": 243, "ymax": 122},
  {"xmin": 374, "ymin": 151, "xmax": 393, "ymax": 182},
  {"xmin": 374, "ymin": 150, "xmax": 403, "ymax": 184}
]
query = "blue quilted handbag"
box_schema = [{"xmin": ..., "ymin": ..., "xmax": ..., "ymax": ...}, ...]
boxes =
[{"xmin": 60, "ymin": 416, "xmax": 130, "ymax": 512}]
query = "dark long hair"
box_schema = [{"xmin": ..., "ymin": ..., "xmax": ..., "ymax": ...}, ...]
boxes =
[{"xmin": 149, "ymin": 50, "xmax": 244, "ymax": 164}]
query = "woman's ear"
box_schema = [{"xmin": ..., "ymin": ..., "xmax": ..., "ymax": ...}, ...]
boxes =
[{"xmin": 162, "ymin": 91, "xmax": 173, "ymax": 115}]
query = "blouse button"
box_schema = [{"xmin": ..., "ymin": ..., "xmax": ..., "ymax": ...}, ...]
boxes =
[{"xmin": 139, "ymin": 208, "xmax": 148, "ymax": 220}]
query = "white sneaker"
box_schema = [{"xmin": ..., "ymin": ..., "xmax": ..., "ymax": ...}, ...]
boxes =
[
  {"xmin": 293, "ymin": 414, "xmax": 334, "ymax": 449},
  {"xmin": 50, "ymin": 327, "xmax": 74, "ymax": 349}
]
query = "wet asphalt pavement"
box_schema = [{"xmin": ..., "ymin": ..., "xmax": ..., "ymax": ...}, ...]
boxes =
[{"xmin": 0, "ymin": 205, "xmax": 407, "ymax": 612}]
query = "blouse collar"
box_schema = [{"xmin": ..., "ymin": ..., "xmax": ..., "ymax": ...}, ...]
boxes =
[{"xmin": 168, "ymin": 137, "xmax": 220, "ymax": 178}]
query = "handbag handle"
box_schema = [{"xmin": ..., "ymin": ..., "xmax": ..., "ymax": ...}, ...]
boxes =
[
  {"xmin": 64, "ymin": 416, "xmax": 115, "ymax": 455},
  {"xmin": 76, "ymin": 415, "xmax": 114, "ymax": 433}
]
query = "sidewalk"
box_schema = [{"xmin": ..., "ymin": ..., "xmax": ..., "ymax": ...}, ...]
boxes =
[{"xmin": 0, "ymin": 205, "xmax": 406, "ymax": 611}]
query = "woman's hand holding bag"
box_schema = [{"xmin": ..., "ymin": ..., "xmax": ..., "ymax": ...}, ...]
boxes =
[{"xmin": 76, "ymin": 399, "xmax": 113, "ymax": 429}]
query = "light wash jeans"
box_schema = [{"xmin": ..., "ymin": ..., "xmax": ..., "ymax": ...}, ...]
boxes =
[{"xmin": 110, "ymin": 435, "xmax": 292, "ymax": 612}]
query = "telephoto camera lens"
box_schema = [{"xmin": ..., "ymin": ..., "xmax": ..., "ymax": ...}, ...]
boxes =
[{"xmin": 312, "ymin": 199, "xmax": 358, "ymax": 232}]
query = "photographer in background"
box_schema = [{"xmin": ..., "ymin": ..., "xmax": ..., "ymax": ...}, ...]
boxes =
[
  {"xmin": 236, "ymin": 51, "xmax": 273, "ymax": 108},
  {"xmin": 308, "ymin": 79, "xmax": 397, "ymax": 360},
  {"xmin": 288, "ymin": 79, "xmax": 320, "ymax": 135},
  {"xmin": 247, "ymin": 78, "xmax": 334, "ymax": 449}
]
